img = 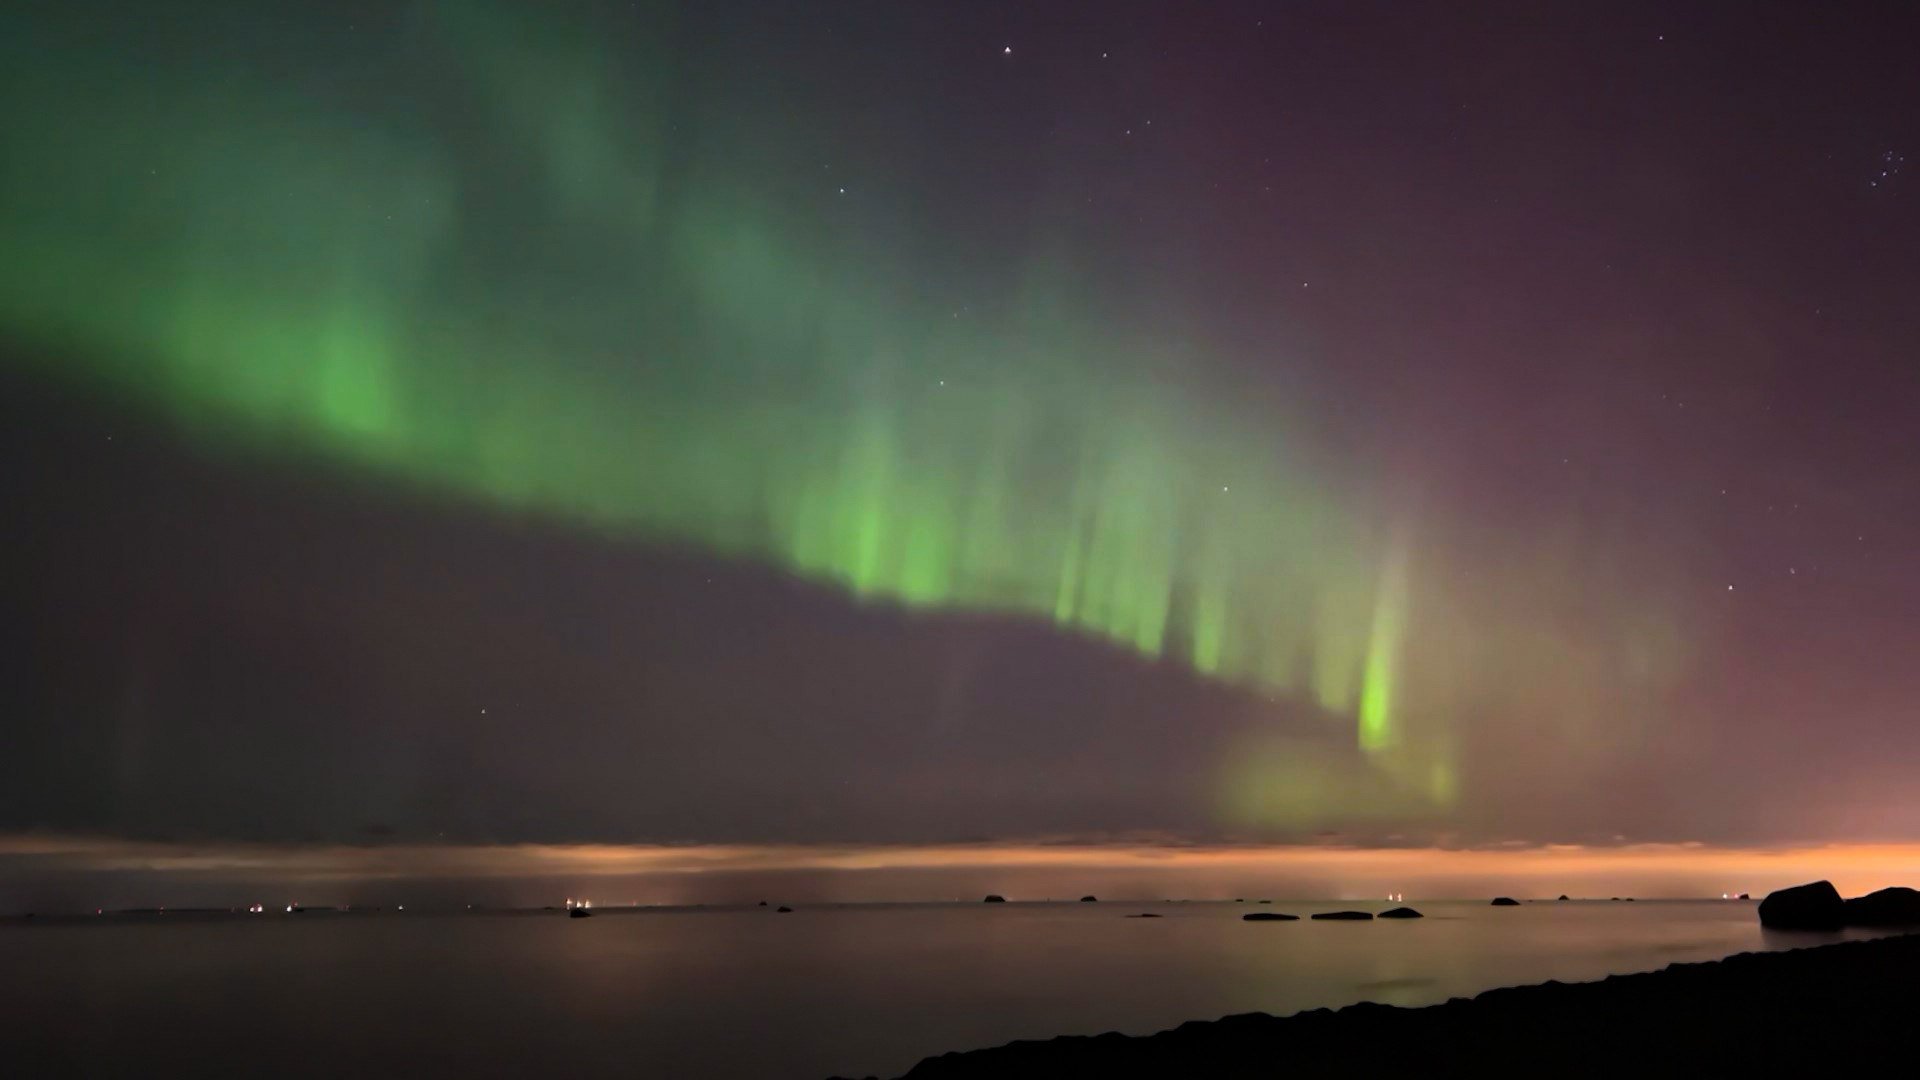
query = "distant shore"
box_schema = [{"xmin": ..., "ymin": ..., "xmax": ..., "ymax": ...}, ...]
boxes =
[{"xmin": 849, "ymin": 932, "xmax": 1913, "ymax": 1077}]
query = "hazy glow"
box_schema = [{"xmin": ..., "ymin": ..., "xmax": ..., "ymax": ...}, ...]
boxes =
[{"xmin": 9, "ymin": 835, "xmax": 1920, "ymax": 904}]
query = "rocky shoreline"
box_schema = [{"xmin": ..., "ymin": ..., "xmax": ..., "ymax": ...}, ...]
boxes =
[{"xmin": 839, "ymin": 931, "xmax": 1915, "ymax": 1077}]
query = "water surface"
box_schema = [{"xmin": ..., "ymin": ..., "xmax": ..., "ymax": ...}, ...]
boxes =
[{"xmin": 0, "ymin": 899, "xmax": 1872, "ymax": 1078}]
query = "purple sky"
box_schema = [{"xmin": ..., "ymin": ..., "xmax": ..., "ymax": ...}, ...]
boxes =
[{"xmin": 3, "ymin": 2, "xmax": 1919, "ymax": 905}]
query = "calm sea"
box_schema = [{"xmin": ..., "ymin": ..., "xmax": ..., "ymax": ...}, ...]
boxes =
[{"xmin": 0, "ymin": 899, "xmax": 1878, "ymax": 1078}]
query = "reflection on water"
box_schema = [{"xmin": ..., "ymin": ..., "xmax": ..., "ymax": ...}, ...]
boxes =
[{"xmin": 0, "ymin": 900, "xmax": 1883, "ymax": 1079}]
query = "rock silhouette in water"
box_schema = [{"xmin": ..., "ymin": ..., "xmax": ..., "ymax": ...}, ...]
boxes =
[
  {"xmin": 568, "ymin": 908, "xmax": 592, "ymax": 919},
  {"xmin": 982, "ymin": 895, "xmax": 1006, "ymax": 903},
  {"xmin": 1490, "ymin": 897, "xmax": 1521, "ymax": 906},
  {"xmin": 1758, "ymin": 880, "xmax": 1844, "ymax": 929},
  {"xmin": 1311, "ymin": 911, "xmax": 1374, "ymax": 920},
  {"xmin": 1242, "ymin": 912, "xmax": 1300, "ymax": 922},
  {"xmin": 1080, "ymin": 896, "xmax": 1097, "ymax": 903},
  {"xmin": 1557, "ymin": 895, "xmax": 1570, "ymax": 901},
  {"xmin": 1125, "ymin": 913, "xmax": 1163, "ymax": 918},
  {"xmin": 1840, "ymin": 886, "xmax": 1920, "ymax": 926},
  {"xmin": 1756, "ymin": 881, "xmax": 1920, "ymax": 929},
  {"xmin": 776, "ymin": 906, "xmax": 793, "ymax": 913},
  {"xmin": 1378, "ymin": 907, "xmax": 1423, "ymax": 919},
  {"xmin": 1736, "ymin": 893, "xmax": 1751, "ymax": 901},
  {"xmin": 758, "ymin": 901, "xmax": 768, "ymax": 907}
]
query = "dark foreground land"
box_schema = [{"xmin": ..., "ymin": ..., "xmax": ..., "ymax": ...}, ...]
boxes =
[{"xmin": 850, "ymin": 933, "xmax": 1914, "ymax": 1078}]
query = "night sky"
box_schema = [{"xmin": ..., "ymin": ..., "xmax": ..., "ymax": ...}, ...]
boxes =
[{"xmin": 4, "ymin": 1, "xmax": 1919, "ymax": 902}]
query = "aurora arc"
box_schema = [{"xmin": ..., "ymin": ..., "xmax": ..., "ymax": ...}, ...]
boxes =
[{"xmin": 2, "ymin": 3, "xmax": 1708, "ymax": 818}]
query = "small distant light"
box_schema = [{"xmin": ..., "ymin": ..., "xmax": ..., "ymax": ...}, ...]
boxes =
[
  {"xmin": 285, "ymin": 905, "xmax": 293, "ymax": 913},
  {"xmin": 1003, "ymin": 45, "xmax": 1012, "ymax": 55}
]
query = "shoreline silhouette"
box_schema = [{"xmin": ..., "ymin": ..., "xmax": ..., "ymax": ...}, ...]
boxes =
[{"xmin": 843, "ymin": 932, "xmax": 1914, "ymax": 1077}]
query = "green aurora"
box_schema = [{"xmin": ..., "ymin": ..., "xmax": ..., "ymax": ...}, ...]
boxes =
[{"xmin": 0, "ymin": 3, "xmax": 1693, "ymax": 824}]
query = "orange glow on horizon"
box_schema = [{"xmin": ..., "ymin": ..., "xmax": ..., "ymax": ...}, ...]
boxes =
[{"xmin": 7, "ymin": 833, "xmax": 1920, "ymax": 900}]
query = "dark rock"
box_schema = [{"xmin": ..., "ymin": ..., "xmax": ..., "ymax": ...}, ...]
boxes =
[
  {"xmin": 1557, "ymin": 895, "xmax": 1570, "ymax": 901},
  {"xmin": 1842, "ymin": 886, "xmax": 1920, "ymax": 926},
  {"xmin": 1490, "ymin": 897, "xmax": 1520, "ymax": 906},
  {"xmin": 881, "ymin": 935, "xmax": 1920, "ymax": 1076},
  {"xmin": 1242, "ymin": 912, "xmax": 1300, "ymax": 922},
  {"xmin": 568, "ymin": 908, "xmax": 592, "ymax": 919},
  {"xmin": 758, "ymin": 901, "xmax": 768, "ymax": 906},
  {"xmin": 983, "ymin": 895, "xmax": 1006, "ymax": 903},
  {"xmin": 1310, "ymin": 911, "xmax": 1374, "ymax": 920},
  {"xmin": 1125, "ymin": 913, "xmax": 1163, "ymax": 918},
  {"xmin": 1758, "ymin": 880, "xmax": 1844, "ymax": 930},
  {"xmin": 1378, "ymin": 907, "xmax": 1423, "ymax": 919},
  {"xmin": 1736, "ymin": 893, "xmax": 1750, "ymax": 901},
  {"xmin": 776, "ymin": 905, "xmax": 793, "ymax": 913},
  {"xmin": 1257, "ymin": 899, "xmax": 1272, "ymax": 904},
  {"xmin": 1080, "ymin": 895, "xmax": 1098, "ymax": 902}
]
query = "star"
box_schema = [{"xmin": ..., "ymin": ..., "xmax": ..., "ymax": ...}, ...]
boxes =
[{"xmin": 1002, "ymin": 45, "xmax": 1012, "ymax": 56}]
